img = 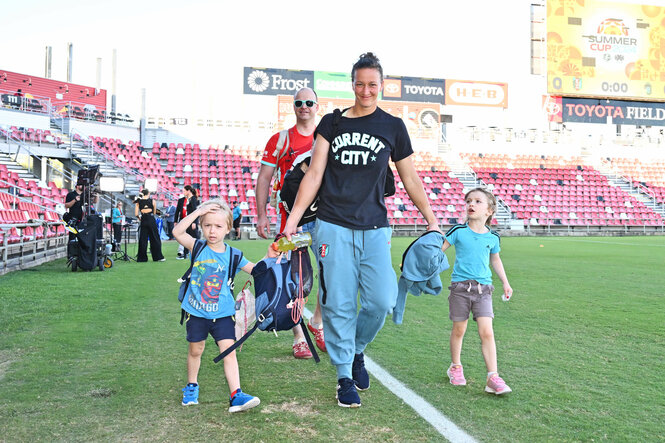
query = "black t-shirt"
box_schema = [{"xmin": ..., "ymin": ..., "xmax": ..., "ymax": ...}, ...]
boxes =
[
  {"xmin": 65, "ymin": 190, "xmax": 83, "ymax": 221},
  {"xmin": 137, "ymin": 198, "xmax": 154, "ymax": 223},
  {"xmin": 316, "ymin": 107, "xmax": 413, "ymax": 229}
]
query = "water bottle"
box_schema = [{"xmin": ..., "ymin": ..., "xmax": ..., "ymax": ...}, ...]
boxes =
[{"xmin": 272, "ymin": 232, "xmax": 312, "ymax": 252}]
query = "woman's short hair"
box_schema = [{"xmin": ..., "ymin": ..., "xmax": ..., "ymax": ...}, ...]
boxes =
[
  {"xmin": 199, "ymin": 198, "xmax": 232, "ymax": 230},
  {"xmin": 141, "ymin": 189, "xmax": 149, "ymax": 196},
  {"xmin": 352, "ymin": 52, "xmax": 383, "ymax": 82}
]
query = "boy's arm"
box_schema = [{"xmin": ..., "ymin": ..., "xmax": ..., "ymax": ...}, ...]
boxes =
[
  {"xmin": 173, "ymin": 205, "xmax": 212, "ymax": 252},
  {"xmin": 240, "ymin": 244, "xmax": 281, "ymax": 274},
  {"xmin": 490, "ymin": 253, "xmax": 512, "ymax": 297}
]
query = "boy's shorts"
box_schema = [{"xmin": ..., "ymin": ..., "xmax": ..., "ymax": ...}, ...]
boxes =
[
  {"xmin": 448, "ymin": 280, "xmax": 495, "ymax": 322},
  {"xmin": 185, "ymin": 314, "xmax": 235, "ymax": 343}
]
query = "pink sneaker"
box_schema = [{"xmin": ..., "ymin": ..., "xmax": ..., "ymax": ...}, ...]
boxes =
[
  {"xmin": 446, "ymin": 364, "xmax": 466, "ymax": 386},
  {"xmin": 292, "ymin": 341, "xmax": 313, "ymax": 359},
  {"xmin": 485, "ymin": 374, "xmax": 512, "ymax": 395}
]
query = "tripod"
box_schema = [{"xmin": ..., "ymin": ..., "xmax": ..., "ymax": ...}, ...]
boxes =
[{"xmin": 114, "ymin": 222, "xmax": 138, "ymax": 262}]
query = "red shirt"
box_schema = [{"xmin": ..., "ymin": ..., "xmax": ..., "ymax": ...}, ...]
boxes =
[{"xmin": 261, "ymin": 126, "xmax": 314, "ymax": 230}]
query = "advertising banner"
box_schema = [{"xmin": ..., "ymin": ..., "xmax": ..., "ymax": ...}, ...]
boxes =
[
  {"xmin": 313, "ymin": 71, "xmax": 355, "ymax": 99},
  {"xmin": 561, "ymin": 97, "xmax": 665, "ymax": 126},
  {"xmin": 243, "ymin": 67, "xmax": 314, "ymax": 96},
  {"xmin": 546, "ymin": 0, "xmax": 665, "ymax": 101},
  {"xmin": 445, "ymin": 80, "xmax": 508, "ymax": 108},
  {"xmin": 542, "ymin": 95, "xmax": 563, "ymax": 123},
  {"xmin": 277, "ymin": 96, "xmax": 441, "ymax": 139},
  {"xmin": 383, "ymin": 76, "xmax": 445, "ymax": 103}
]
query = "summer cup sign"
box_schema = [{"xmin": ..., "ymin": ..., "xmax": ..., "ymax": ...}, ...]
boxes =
[
  {"xmin": 559, "ymin": 97, "xmax": 665, "ymax": 126},
  {"xmin": 244, "ymin": 67, "xmax": 314, "ymax": 96},
  {"xmin": 546, "ymin": 0, "xmax": 665, "ymax": 101}
]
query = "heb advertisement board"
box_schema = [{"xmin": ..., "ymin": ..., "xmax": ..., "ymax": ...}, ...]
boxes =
[
  {"xmin": 277, "ymin": 96, "xmax": 441, "ymax": 139},
  {"xmin": 313, "ymin": 71, "xmax": 355, "ymax": 99},
  {"xmin": 445, "ymin": 80, "xmax": 508, "ymax": 108},
  {"xmin": 383, "ymin": 76, "xmax": 445, "ymax": 104},
  {"xmin": 244, "ymin": 67, "xmax": 314, "ymax": 96},
  {"xmin": 558, "ymin": 97, "xmax": 665, "ymax": 126},
  {"xmin": 546, "ymin": 0, "xmax": 665, "ymax": 101}
]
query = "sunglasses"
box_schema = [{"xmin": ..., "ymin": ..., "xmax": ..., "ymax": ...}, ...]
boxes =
[{"xmin": 294, "ymin": 99, "xmax": 317, "ymax": 108}]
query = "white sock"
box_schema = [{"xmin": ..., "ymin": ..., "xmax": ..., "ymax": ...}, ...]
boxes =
[
  {"xmin": 487, "ymin": 371, "xmax": 498, "ymax": 379},
  {"xmin": 450, "ymin": 362, "xmax": 462, "ymax": 368}
]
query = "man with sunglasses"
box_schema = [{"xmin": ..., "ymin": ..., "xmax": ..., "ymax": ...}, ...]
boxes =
[{"xmin": 255, "ymin": 87, "xmax": 324, "ymax": 360}]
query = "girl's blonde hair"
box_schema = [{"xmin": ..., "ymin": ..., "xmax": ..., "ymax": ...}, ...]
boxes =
[
  {"xmin": 199, "ymin": 198, "xmax": 232, "ymax": 230},
  {"xmin": 464, "ymin": 187, "xmax": 497, "ymax": 226}
]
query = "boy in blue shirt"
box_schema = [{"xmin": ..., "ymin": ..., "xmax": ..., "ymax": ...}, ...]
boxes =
[{"xmin": 174, "ymin": 199, "xmax": 276, "ymax": 411}]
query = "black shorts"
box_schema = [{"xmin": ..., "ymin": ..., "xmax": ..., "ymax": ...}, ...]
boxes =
[
  {"xmin": 233, "ymin": 217, "xmax": 241, "ymax": 229},
  {"xmin": 185, "ymin": 314, "xmax": 235, "ymax": 342}
]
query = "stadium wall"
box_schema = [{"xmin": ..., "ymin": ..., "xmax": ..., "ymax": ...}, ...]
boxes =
[{"xmin": 0, "ymin": 108, "xmax": 50, "ymax": 131}]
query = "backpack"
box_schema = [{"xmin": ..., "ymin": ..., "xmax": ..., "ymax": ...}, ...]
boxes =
[
  {"xmin": 213, "ymin": 246, "xmax": 320, "ymax": 363},
  {"xmin": 280, "ymin": 108, "xmax": 395, "ymax": 224},
  {"xmin": 178, "ymin": 239, "xmax": 244, "ymax": 325},
  {"xmin": 268, "ymin": 129, "xmax": 290, "ymax": 209}
]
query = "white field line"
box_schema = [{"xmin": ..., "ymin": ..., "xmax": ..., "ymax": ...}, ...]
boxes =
[
  {"xmin": 303, "ymin": 308, "xmax": 477, "ymax": 443},
  {"xmin": 547, "ymin": 238, "xmax": 665, "ymax": 247}
]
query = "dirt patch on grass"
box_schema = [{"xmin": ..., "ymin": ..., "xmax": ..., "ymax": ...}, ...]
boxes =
[
  {"xmin": 0, "ymin": 350, "xmax": 16, "ymax": 381},
  {"xmin": 88, "ymin": 387, "xmax": 115, "ymax": 398},
  {"xmin": 261, "ymin": 400, "xmax": 320, "ymax": 418}
]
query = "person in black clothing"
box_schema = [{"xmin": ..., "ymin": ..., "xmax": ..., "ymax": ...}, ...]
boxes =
[
  {"xmin": 175, "ymin": 185, "xmax": 199, "ymax": 259},
  {"xmin": 64, "ymin": 184, "xmax": 84, "ymax": 241},
  {"xmin": 135, "ymin": 189, "xmax": 165, "ymax": 262},
  {"xmin": 182, "ymin": 187, "xmax": 200, "ymax": 258}
]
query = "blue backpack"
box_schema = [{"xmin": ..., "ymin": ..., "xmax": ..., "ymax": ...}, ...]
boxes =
[
  {"xmin": 178, "ymin": 239, "xmax": 243, "ymax": 325},
  {"xmin": 214, "ymin": 247, "xmax": 319, "ymax": 363}
]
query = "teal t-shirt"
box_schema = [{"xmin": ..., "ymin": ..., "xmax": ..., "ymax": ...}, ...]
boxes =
[
  {"xmin": 445, "ymin": 224, "xmax": 500, "ymax": 285},
  {"xmin": 181, "ymin": 244, "xmax": 248, "ymax": 319}
]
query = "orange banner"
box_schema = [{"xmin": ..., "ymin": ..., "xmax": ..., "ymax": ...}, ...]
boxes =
[{"xmin": 445, "ymin": 80, "xmax": 508, "ymax": 108}]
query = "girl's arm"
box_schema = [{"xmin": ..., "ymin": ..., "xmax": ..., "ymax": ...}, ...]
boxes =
[
  {"xmin": 395, "ymin": 156, "xmax": 440, "ymax": 232},
  {"xmin": 134, "ymin": 202, "xmax": 140, "ymax": 218},
  {"xmin": 441, "ymin": 239, "xmax": 452, "ymax": 252},
  {"xmin": 490, "ymin": 253, "xmax": 512, "ymax": 298},
  {"xmin": 152, "ymin": 200, "xmax": 157, "ymax": 215}
]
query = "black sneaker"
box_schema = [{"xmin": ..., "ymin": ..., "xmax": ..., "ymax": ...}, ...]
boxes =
[
  {"xmin": 352, "ymin": 353, "xmax": 370, "ymax": 391},
  {"xmin": 336, "ymin": 377, "xmax": 361, "ymax": 408}
]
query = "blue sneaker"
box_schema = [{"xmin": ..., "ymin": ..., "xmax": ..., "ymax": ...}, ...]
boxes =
[
  {"xmin": 182, "ymin": 383, "xmax": 199, "ymax": 405},
  {"xmin": 336, "ymin": 377, "xmax": 361, "ymax": 408},
  {"xmin": 228, "ymin": 389, "xmax": 260, "ymax": 413},
  {"xmin": 352, "ymin": 353, "xmax": 370, "ymax": 391}
]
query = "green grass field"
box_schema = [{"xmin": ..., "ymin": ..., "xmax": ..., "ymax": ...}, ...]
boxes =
[{"xmin": 1, "ymin": 236, "xmax": 664, "ymax": 442}]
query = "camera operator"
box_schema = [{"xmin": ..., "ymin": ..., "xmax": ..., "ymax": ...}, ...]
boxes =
[{"xmin": 64, "ymin": 184, "xmax": 84, "ymax": 240}]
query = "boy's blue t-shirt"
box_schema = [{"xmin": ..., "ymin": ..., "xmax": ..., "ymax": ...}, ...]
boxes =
[
  {"xmin": 445, "ymin": 224, "xmax": 500, "ymax": 285},
  {"xmin": 181, "ymin": 244, "xmax": 248, "ymax": 319}
]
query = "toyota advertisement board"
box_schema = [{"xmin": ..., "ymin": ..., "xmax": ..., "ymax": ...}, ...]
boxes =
[
  {"xmin": 244, "ymin": 67, "xmax": 314, "ymax": 96},
  {"xmin": 383, "ymin": 76, "xmax": 445, "ymax": 104},
  {"xmin": 560, "ymin": 97, "xmax": 665, "ymax": 126}
]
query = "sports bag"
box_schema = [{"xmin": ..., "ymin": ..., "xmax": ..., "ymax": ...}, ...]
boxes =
[
  {"xmin": 269, "ymin": 129, "xmax": 290, "ymax": 209},
  {"xmin": 178, "ymin": 240, "xmax": 243, "ymax": 324},
  {"xmin": 214, "ymin": 246, "xmax": 319, "ymax": 363},
  {"xmin": 280, "ymin": 108, "xmax": 395, "ymax": 224}
]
